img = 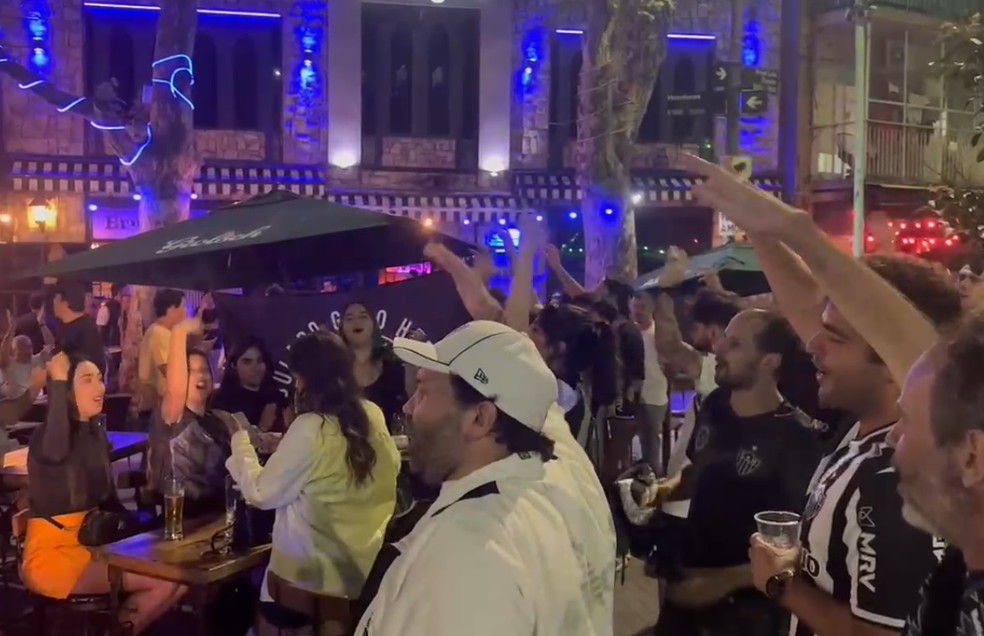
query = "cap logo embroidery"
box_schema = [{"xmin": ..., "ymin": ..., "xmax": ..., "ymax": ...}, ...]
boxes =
[{"xmin": 474, "ymin": 368, "xmax": 489, "ymax": 384}]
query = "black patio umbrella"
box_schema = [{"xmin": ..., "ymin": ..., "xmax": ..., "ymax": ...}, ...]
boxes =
[{"xmin": 15, "ymin": 190, "xmax": 474, "ymax": 289}]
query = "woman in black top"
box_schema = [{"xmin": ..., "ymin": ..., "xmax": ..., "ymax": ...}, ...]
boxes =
[
  {"xmin": 212, "ymin": 337, "xmax": 286, "ymax": 432},
  {"xmin": 22, "ymin": 352, "xmax": 184, "ymax": 633},
  {"xmin": 337, "ymin": 302, "xmax": 410, "ymax": 431}
]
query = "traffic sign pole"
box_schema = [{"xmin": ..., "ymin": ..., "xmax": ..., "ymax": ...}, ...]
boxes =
[{"xmin": 726, "ymin": 0, "xmax": 744, "ymax": 155}]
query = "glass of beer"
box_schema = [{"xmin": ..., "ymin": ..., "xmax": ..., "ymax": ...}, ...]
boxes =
[{"xmin": 163, "ymin": 477, "xmax": 186, "ymax": 541}]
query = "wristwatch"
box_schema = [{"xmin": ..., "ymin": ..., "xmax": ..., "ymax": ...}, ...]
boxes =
[{"xmin": 765, "ymin": 569, "xmax": 796, "ymax": 601}]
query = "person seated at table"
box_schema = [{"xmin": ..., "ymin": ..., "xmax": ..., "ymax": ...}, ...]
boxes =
[
  {"xmin": 212, "ymin": 336, "xmax": 286, "ymax": 432},
  {"xmin": 22, "ymin": 352, "xmax": 184, "ymax": 634},
  {"xmin": 146, "ymin": 315, "xmax": 228, "ymax": 516},
  {"xmin": 220, "ymin": 331, "xmax": 400, "ymax": 634}
]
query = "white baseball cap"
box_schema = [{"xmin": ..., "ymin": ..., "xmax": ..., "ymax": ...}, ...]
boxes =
[{"xmin": 393, "ymin": 321, "xmax": 558, "ymax": 432}]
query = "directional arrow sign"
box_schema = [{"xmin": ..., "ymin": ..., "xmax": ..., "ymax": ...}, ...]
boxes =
[
  {"xmin": 712, "ymin": 62, "xmax": 732, "ymax": 94},
  {"xmin": 740, "ymin": 89, "xmax": 768, "ymax": 115}
]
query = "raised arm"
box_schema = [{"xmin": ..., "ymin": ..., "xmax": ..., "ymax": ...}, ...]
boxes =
[
  {"xmin": 651, "ymin": 293, "xmax": 702, "ymax": 381},
  {"xmin": 678, "ymin": 154, "xmax": 936, "ymax": 386},
  {"xmin": 749, "ymin": 237, "xmax": 825, "ymax": 345},
  {"xmin": 161, "ymin": 317, "xmax": 200, "ymax": 425},
  {"xmin": 544, "ymin": 244, "xmax": 587, "ymax": 298},
  {"xmin": 503, "ymin": 215, "xmax": 545, "ymax": 333},
  {"xmin": 424, "ymin": 242, "xmax": 504, "ymax": 321},
  {"xmin": 36, "ymin": 353, "xmax": 73, "ymax": 463}
]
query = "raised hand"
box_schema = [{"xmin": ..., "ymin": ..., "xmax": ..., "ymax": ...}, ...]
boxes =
[
  {"xmin": 48, "ymin": 352, "xmax": 70, "ymax": 382},
  {"xmin": 544, "ymin": 244, "xmax": 562, "ymax": 270},
  {"xmin": 673, "ymin": 153, "xmax": 809, "ymax": 239}
]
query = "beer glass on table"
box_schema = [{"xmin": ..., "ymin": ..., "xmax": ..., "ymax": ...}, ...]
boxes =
[{"xmin": 163, "ymin": 477, "xmax": 186, "ymax": 541}]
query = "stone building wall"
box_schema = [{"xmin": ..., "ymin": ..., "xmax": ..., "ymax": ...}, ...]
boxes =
[{"xmin": 507, "ymin": 0, "xmax": 784, "ymax": 173}]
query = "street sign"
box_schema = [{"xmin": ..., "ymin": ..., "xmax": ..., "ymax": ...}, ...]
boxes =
[
  {"xmin": 742, "ymin": 68, "xmax": 779, "ymax": 95},
  {"xmin": 666, "ymin": 93, "xmax": 708, "ymax": 117},
  {"xmin": 713, "ymin": 62, "xmax": 732, "ymax": 94},
  {"xmin": 740, "ymin": 90, "xmax": 768, "ymax": 115}
]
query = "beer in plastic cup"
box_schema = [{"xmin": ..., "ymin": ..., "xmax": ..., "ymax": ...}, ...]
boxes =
[{"xmin": 754, "ymin": 510, "xmax": 802, "ymax": 550}]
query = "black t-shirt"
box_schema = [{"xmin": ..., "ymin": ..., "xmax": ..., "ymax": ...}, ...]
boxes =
[
  {"xmin": 363, "ymin": 355, "xmax": 408, "ymax": 430},
  {"xmin": 211, "ymin": 382, "xmax": 287, "ymax": 431},
  {"xmin": 147, "ymin": 407, "xmax": 229, "ymax": 506},
  {"xmin": 903, "ymin": 548, "xmax": 983, "ymax": 636},
  {"xmin": 14, "ymin": 312, "xmax": 45, "ymax": 354},
  {"xmin": 58, "ymin": 314, "xmax": 106, "ymax": 373},
  {"xmin": 683, "ymin": 388, "xmax": 824, "ymax": 568}
]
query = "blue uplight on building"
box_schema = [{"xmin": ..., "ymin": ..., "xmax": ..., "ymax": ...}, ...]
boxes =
[
  {"xmin": 22, "ymin": 1, "xmax": 52, "ymax": 75},
  {"xmin": 742, "ymin": 12, "xmax": 761, "ymax": 68},
  {"xmin": 517, "ymin": 28, "xmax": 543, "ymax": 93},
  {"xmin": 293, "ymin": 17, "xmax": 322, "ymax": 102}
]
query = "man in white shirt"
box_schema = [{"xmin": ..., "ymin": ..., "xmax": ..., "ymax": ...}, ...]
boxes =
[
  {"xmin": 356, "ymin": 320, "xmax": 616, "ymax": 636},
  {"xmin": 630, "ymin": 290, "xmax": 670, "ymax": 472}
]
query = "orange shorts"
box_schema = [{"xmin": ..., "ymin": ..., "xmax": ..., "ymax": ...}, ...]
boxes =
[{"xmin": 21, "ymin": 511, "xmax": 93, "ymax": 599}]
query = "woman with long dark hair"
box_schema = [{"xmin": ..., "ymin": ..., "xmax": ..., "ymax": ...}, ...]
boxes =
[
  {"xmin": 220, "ymin": 331, "xmax": 400, "ymax": 633},
  {"xmin": 23, "ymin": 352, "xmax": 184, "ymax": 634},
  {"xmin": 212, "ymin": 336, "xmax": 286, "ymax": 432},
  {"xmin": 529, "ymin": 302, "xmax": 618, "ymax": 452},
  {"xmin": 337, "ymin": 302, "xmax": 411, "ymax": 430}
]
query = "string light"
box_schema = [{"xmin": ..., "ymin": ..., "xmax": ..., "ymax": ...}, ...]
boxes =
[
  {"xmin": 119, "ymin": 124, "xmax": 152, "ymax": 166},
  {"xmin": 152, "ymin": 54, "xmax": 194, "ymax": 110},
  {"xmin": 18, "ymin": 79, "xmax": 45, "ymax": 89},
  {"xmin": 57, "ymin": 96, "xmax": 86, "ymax": 112}
]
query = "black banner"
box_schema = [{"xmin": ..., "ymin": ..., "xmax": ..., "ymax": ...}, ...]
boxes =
[{"xmin": 215, "ymin": 273, "xmax": 471, "ymax": 395}]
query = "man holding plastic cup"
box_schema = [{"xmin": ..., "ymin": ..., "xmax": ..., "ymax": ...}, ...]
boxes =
[{"xmin": 669, "ymin": 154, "xmax": 959, "ymax": 636}]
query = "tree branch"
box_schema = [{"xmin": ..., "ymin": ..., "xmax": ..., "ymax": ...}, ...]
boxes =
[{"xmin": 0, "ymin": 46, "xmax": 143, "ymax": 158}]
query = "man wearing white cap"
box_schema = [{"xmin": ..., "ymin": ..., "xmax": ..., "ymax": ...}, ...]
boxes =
[{"xmin": 354, "ymin": 320, "xmax": 616, "ymax": 636}]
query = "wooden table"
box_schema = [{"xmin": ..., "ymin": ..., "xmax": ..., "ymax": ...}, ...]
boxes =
[
  {"xmin": 0, "ymin": 431, "xmax": 147, "ymax": 489},
  {"xmin": 90, "ymin": 516, "xmax": 271, "ymax": 636}
]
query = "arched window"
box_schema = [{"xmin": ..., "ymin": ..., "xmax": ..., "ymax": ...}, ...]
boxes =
[
  {"xmin": 426, "ymin": 24, "xmax": 450, "ymax": 135},
  {"xmin": 108, "ymin": 28, "xmax": 135, "ymax": 108},
  {"xmin": 361, "ymin": 20, "xmax": 377, "ymax": 136},
  {"xmin": 671, "ymin": 57, "xmax": 696, "ymax": 142},
  {"xmin": 193, "ymin": 34, "xmax": 219, "ymax": 129},
  {"xmin": 233, "ymin": 37, "xmax": 259, "ymax": 130},
  {"xmin": 569, "ymin": 51, "xmax": 583, "ymax": 138},
  {"xmin": 389, "ymin": 23, "xmax": 413, "ymax": 135}
]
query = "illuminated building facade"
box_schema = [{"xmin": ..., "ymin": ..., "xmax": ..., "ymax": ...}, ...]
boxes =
[{"xmin": 0, "ymin": 0, "xmax": 787, "ymax": 279}]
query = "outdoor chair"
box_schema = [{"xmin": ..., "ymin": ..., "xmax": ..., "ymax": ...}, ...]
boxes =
[{"xmin": 10, "ymin": 508, "xmax": 117, "ymax": 636}]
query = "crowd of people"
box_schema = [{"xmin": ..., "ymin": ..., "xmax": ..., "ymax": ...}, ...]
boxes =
[{"xmin": 0, "ymin": 152, "xmax": 982, "ymax": 636}]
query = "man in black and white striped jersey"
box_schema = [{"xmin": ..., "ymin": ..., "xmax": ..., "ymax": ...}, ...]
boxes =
[
  {"xmin": 748, "ymin": 249, "xmax": 959, "ymax": 636},
  {"xmin": 668, "ymin": 155, "xmax": 963, "ymax": 636}
]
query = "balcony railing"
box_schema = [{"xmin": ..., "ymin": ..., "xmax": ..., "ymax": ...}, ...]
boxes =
[
  {"xmin": 810, "ymin": 119, "xmax": 984, "ymax": 186},
  {"xmin": 811, "ymin": 0, "xmax": 979, "ymax": 20}
]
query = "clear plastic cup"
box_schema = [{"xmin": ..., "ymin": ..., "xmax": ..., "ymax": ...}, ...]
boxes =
[{"xmin": 754, "ymin": 510, "xmax": 802, "ymax": 550}]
